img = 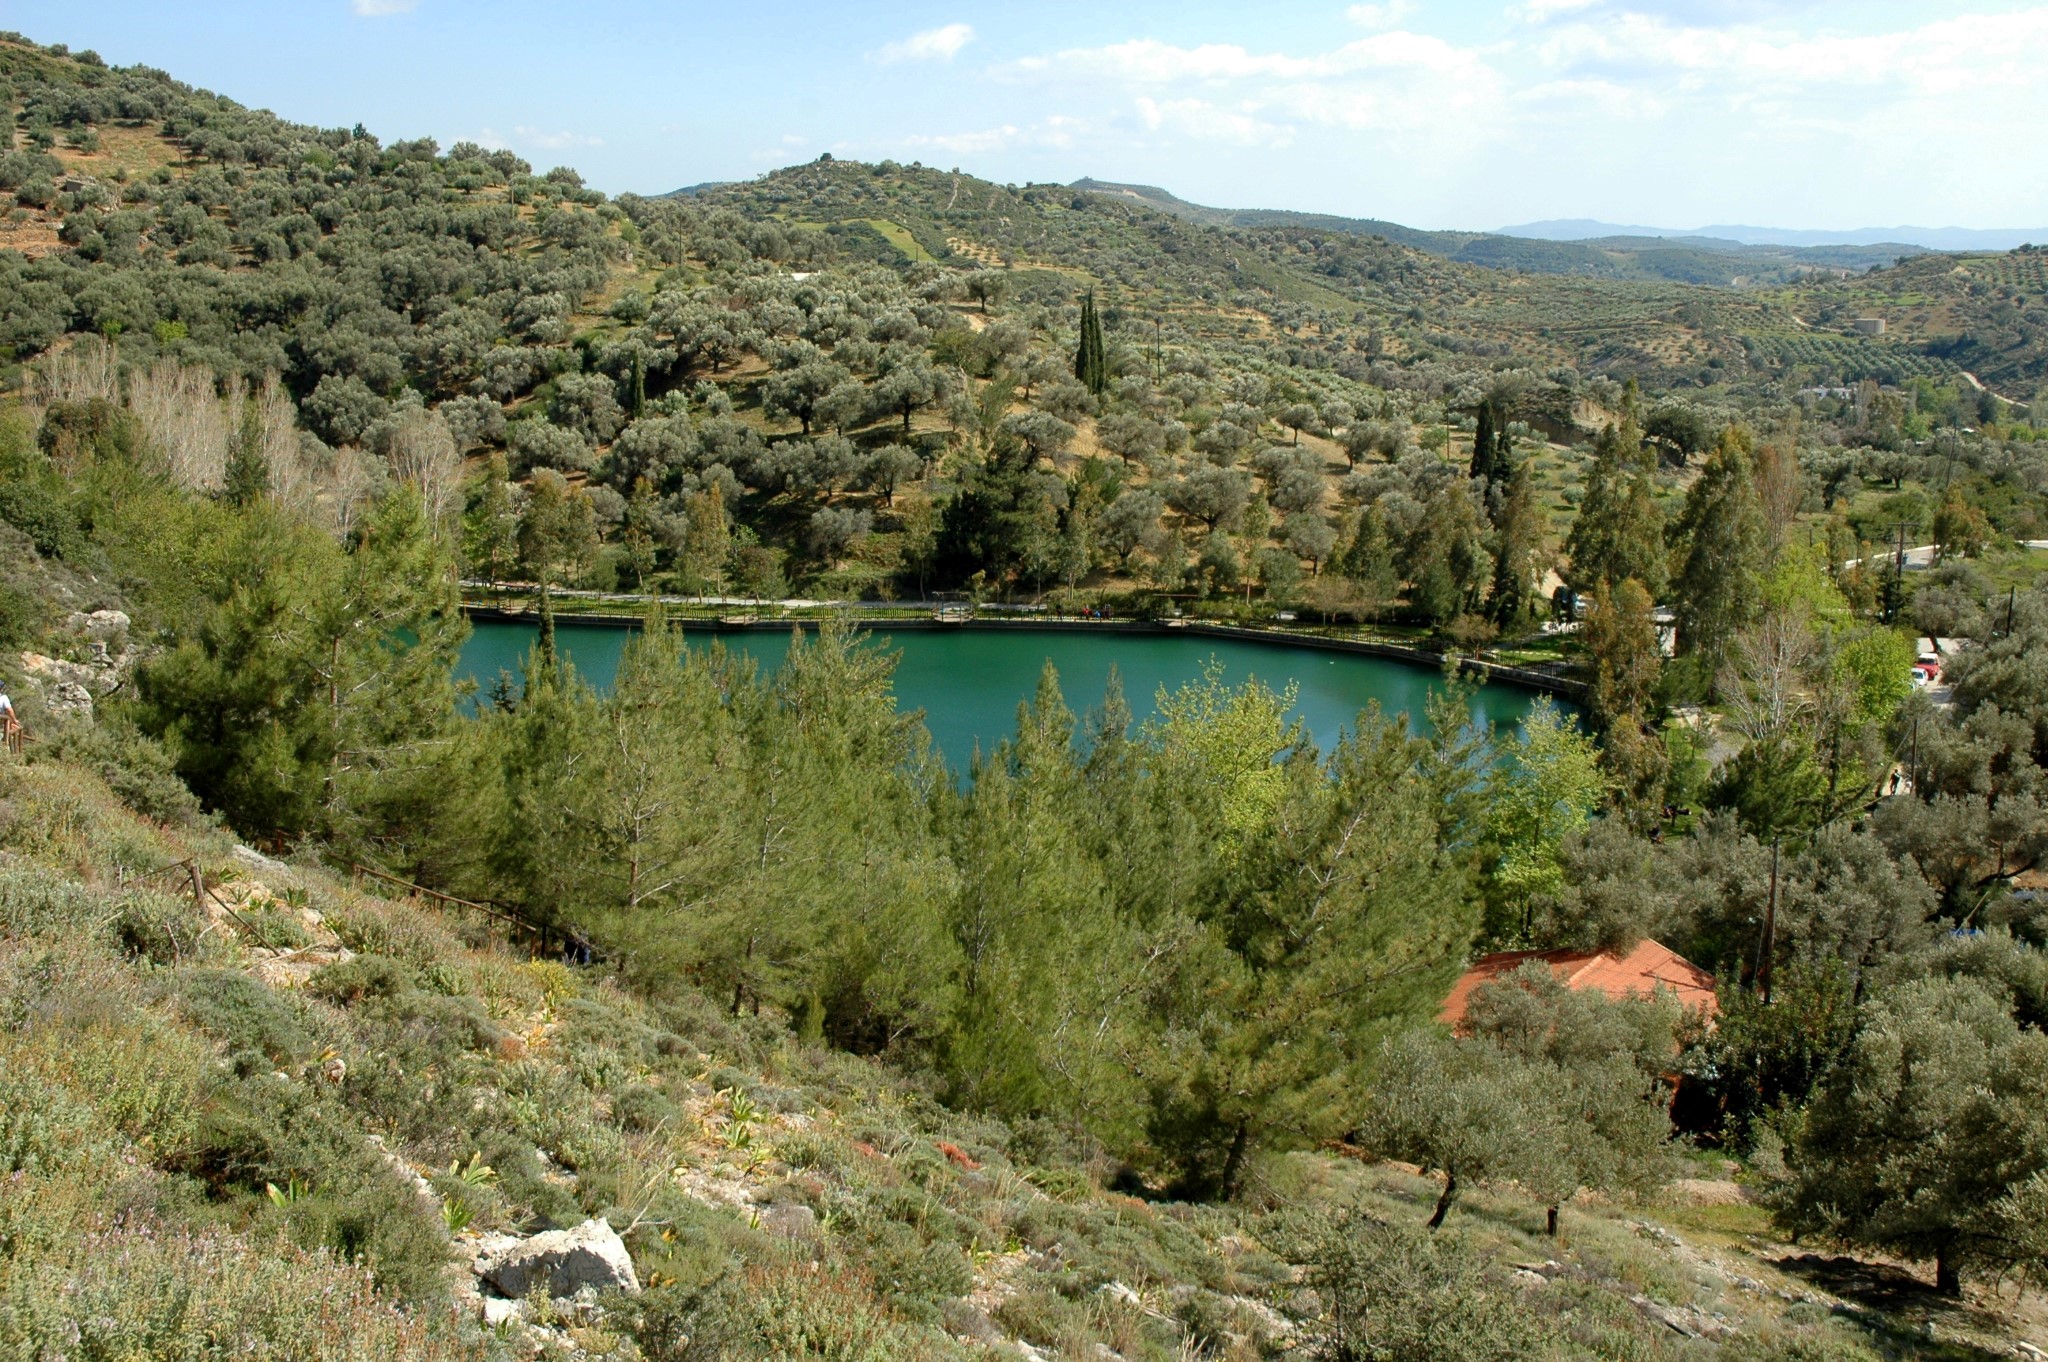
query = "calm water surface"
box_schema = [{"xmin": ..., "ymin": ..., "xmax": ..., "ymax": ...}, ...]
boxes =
[{"xmin": 457, "ymin": 620, "xmax": 1559, "ymax": 763}]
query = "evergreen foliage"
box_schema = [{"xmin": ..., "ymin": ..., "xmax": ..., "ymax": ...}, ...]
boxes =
[
  {"xmin": 1565, "ymin": 417, "xmax": 1666, "ymax": 601},
  {"xmin": 10, "ymin": 36, "xmax": 2048, "ymax": 1337},
  {"xmin": 1072, "ymin": 292, "xmax": 1108, "ymax": 396}
]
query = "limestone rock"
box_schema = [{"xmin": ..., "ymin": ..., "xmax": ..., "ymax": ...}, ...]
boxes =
[
  {"xmin": 757, "ymin": 1201, "xmax": 817, "ymax": 1240},
  {"xmin": 20, "ymin": 650, "xmax": 118, "ymax": 696},
  {"xmin": 64, "ymin": 609, "xmax": 131, "ymax": 649},
  {"xmin": 1098, "ymin": 1280, "xmax": 1141, "ymax": 1306},
  {"xmin": 476, "ymin": 1218, "xmax": 640, "ymax": 1299},
  {"xmin": 45, "ymin": 681, "xmax": 93, "ymax": 718}
]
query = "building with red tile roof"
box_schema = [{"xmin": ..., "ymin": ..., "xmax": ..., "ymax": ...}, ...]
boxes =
[{"xmin": 1439, "ymin": 938, "xmax": 1718, "ymax": 1029}]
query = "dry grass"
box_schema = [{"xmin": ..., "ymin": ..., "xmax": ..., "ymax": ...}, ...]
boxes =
[{"xmin": 52, "ymin": 120, "xmax": 187, "ymax": 181}]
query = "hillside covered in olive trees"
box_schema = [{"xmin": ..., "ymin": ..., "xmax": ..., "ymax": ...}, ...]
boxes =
[
  {"xmin": 7, "ymin": 29, "xmax": 2048, "ymax": 1362},
  {"xmin": 4, "ymin": 31, "xmax": 2045, "ymax": 625}
]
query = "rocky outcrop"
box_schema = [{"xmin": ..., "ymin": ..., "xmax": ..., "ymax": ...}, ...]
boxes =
[
  {"xmin": 474, "ymin": 1218, "xmax": 640, "ymax": 1300},
  {"xmin": 13, "ymin": 610, "xmax": 140, "ymax": 723}
]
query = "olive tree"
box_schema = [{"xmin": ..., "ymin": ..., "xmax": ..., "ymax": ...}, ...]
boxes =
[{"xmin": 1775, "ymin": 975, "xmax": 2048, "ymax": 1294}]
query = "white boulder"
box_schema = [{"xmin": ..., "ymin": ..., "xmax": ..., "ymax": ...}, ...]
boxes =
[{"xmin": 475, "ymin": 1218, "xmax": 640, "ymax": 1299}]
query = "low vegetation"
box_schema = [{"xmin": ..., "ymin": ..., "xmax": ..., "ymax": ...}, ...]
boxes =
[{"xmin": 1, "ymin": 29, "xmax": 2047, "ymax": 1362}]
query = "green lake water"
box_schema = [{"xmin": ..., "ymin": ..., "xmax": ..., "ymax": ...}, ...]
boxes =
[{"xmin": 456, "ymin": 620, "xmax": 1561, "ymax": 763}]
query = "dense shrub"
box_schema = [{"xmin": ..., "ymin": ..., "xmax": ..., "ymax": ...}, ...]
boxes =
[
  {"xmin": 41, "ymin": 717, "xmax": 208, "ymax": 827},
  {"xmin": 177, "ymin": 967, "xmax": 319, "ymax": 1065},
  {"xmin": 306, "ymin": 953, "xmax": 415, "ymax": 1004}
]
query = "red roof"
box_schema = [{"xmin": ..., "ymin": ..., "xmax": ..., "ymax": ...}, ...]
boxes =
[{"xmin": 1439, "ymin": 939, "xmax": 1718, "ymax": 1028}]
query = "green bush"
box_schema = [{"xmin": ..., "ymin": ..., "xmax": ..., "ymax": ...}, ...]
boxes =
[
  {"xmin": 241, "ymin": 903, "xmax": 312, "ymax": 950},
  {"xmin": 0, "ymin": 478, "xmax": 83, "ymax": 559},
  {"xmin": 41, "ymin": 716, "xmax": 207, "ymax": 826},
  {"xmin": 109, "ymin": 889, "xmax": 201, "ymax": 965},
  {"xmin": 612, "ymin": 1081, "xmax": 683, "ymax": 1134},
  {"xmin": 305, "ymin": 953, "xmax": 415, "ymax": 1004},
  {"xmin": 170, "ymin": 1073, "xmax": 452, "ymax": 1302},
  {"xmin": 176, "ymin": 968, "xmax": 318, "ymax": 1065},
  {"xmin": 376, "ymin": 990, "xmax": 508, "ymax": 1057},
  {"xmin": 0, "ymin": 865, "xmax": 103, "ymax": 937},
  {"xmin": 1290, "ymin": 1211, "xmax": 1543, "ymax": 1362},
  {"xmin": 1719, "ymin": 1329, "xmax": 1883, "ymax": 1362},
  {"xmin": 743, "ymin": 1265, "xmax": 968, "ymax": 1361},
  {"xmin": 472, "ymin": 1127, "xmax": 584, "ymax": 1229},
  {"xmin": 0, "ymin": 1063, "xmax": 116, "ymax": 1176}
]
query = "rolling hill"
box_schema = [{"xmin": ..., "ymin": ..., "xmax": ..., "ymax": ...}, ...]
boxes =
[
  {"xmin": 1068, "ymin": 179, "xmax": 1925, "ymax": 286},
  {"xmin": 1502, "ymin": 219, "xmax": 2048, "ymax": 252}
]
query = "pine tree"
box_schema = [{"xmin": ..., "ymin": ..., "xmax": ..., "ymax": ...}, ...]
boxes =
[
  {"xmin": 1337, "ymin": 507, "xmax": 1400, "ymax": 619},
  {"xmin": 1564, "ymin": 417, "xmax": 1666, "ymax": 600},
  {"xmin": 1487, "ymin": 458, "xmax": 1544, "ymax": 627},
  {"xmin": 1147, "ymin": 699, "xmax": 1478, "ymax": 1197},
  {"xmin": 1582, "ymin": 578, "xmax": 1662, "ymax": 732},
  {"xmin": 1671, "ymin": 426, "xmax": 1765, "ymax": 670},
  {"xmin": 1407, "ymin": 483, "xmax": 1492, "ymax": 627},
  {"xmin": 680, "ymin": 481, "xmax": 731, "ymax": 595},
  {"xmin": 462, "ymin": 453, "xmax": 519, "ymax": 595},
  {"xmin": 223, "ymin": 397, "xmax": 268, "ymax": 507}
]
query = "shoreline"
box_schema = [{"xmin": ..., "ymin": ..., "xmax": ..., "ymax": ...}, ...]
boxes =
[{"xmin": 460, "ymin": 601, "xmax": 1588, "ymax": 703}]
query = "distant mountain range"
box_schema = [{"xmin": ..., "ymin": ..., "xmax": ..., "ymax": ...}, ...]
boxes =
[
  {"xmin": 1063, "ymin": 180, "xmax": 1924, "ymax": 285},
  {"xmin": 1498, "ymin": 220, "xmax": 2047, "ymax": 252}
]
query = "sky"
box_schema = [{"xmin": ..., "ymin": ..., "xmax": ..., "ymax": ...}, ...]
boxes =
[{"xmin": 5, "ymin": 0, "xmax": 2045, "ymax": 231}]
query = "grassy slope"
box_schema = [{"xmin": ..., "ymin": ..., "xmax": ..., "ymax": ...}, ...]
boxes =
[{"xmin": 3, "ymin": 744, "xmax": 2041, "ymax": 1360}]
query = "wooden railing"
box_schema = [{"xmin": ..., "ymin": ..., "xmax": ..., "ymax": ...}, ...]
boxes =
[{"xmin": 348, "ymin": 862, "xmax": 573, "ymax": 957}]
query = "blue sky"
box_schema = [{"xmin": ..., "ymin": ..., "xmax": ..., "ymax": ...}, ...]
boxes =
[{"xmin": 6, "ymin": 1, "xmax": 2044, "ymax": 230}]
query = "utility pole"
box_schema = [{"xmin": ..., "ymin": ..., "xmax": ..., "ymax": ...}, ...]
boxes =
[{"xmin": 2007, "ymin": 585, "xmax": 2018, "ymax": 638}]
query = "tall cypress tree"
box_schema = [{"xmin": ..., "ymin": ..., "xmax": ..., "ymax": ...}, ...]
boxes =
[
  {"xmin": 533, "ymin": 584, "xmax": 558, "ymax": 690},
  {"xmin": 1074, "ymin": 293, "xmax": 1107, "ymax": 395},
  {"xmin": 1470, "ymin": 399, "xmax": 1496, "ymax": 483}
]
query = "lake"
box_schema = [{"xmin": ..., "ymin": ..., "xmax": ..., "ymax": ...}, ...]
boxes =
[{"xmin": 456, "ymin": 619, "xmax": 1562, "ymax": 762}]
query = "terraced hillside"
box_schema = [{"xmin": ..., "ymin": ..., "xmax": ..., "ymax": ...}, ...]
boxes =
[
  {"xmin": 684, "ymin": 159, "xmax": 1986, "ymax": 394},
  {"xmin": 1765, "ymin": 248, "xmax": 2048, "ymax": 396},
  {"xmin": 1069, "ymin": 178, "xmax": 1923, "ymax": 286}
]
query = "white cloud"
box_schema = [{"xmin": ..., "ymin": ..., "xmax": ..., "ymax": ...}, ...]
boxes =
[
  {"xmin": 1512, "ymin": 0, "xmax": 1828, "ymax": 24},
  {"xmin": 476, "ymin": 126, "xmax": 604, "ymax": 152},
  {"xmin": 903, "ymin": 115, "xmax": 1082, "ymax": 156},
  {"xmin": 1507, "ymin": 0, "xmax": 1600, "ymax": 22},
  {"xmin": 1345, "ymin": 0, "xmax": 1416, "ymax": 30},
  {"xmin": 999, "ymin": 32, "xmax": 1507, "ymax": 150},
  {"xmin": 874, "ymin": 23, "xmax": 975, "ymax": 64},
  {"xmin": 975, "ymin": 6, "xmax": 2048, "ymax": 227},
  {"xmin": 349, "ymin": 0, "xmax": 417, "ymax": 15},
  {"xmin": 1134, "ymin": 97, "xmax": 1294, "ymax": 148},
  {"xmin": 1535, "ymin": 8, "xmax": 2048, "ymax": 98}
]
